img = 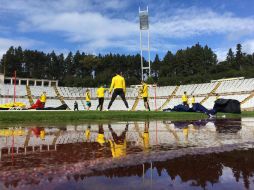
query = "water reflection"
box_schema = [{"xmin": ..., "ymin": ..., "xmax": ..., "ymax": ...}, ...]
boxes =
[
  {"xmin": 0, "ymin": 118, "xmax": 254, "ymax": 189},
  {"xmin": 109, "ymin": 124, "xmax": 128, "ymax": 158},
  {"xmin": 87, "ymin": 149, "xmax": 254, "ymax": 190}
]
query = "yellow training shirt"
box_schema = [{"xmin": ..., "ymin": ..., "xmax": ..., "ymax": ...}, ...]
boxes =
[
  {"xmin": 109, "ymin": 75, "xmax": 126, "ymax": 93},
  {"xmin": 182, "ymin": 94, "xmax": 188, "ymax": 103},
  {"xmin": 97, "ymin": 134, "xmax": 106, "ymax": 145},
  {"xmin": 85, "ymin": 92, "xmax": 91, "ymax": 102},
  {"xmin": 142, "ymin": 83, "xmax": 149, "ymax": 98},
  {"xmin": 96, "ymin": 87, "xmax": 105, "ymax": 98},
  {"xmin": 191, "ymin": 97, "xmax": 195, "ymax": 104},
  {"xmin": 143, "ymin": 132, "xmax": 150, "ymax": 152},
  {"xmin": 40, "ymin": 94, "xmax": 47, "ymax": 103},
  {"xmin": 40, "ymin": 130, "xmax": 45, "ymax": 140},
  {"xmin": 85, "ymin": 129, "xmax": 91, "ymax": 140},
  {"xmin": 109, "ymin": 140, "xmax": 127, "ymax": 158}
]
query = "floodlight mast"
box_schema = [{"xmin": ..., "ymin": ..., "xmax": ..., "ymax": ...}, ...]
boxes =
[{"xmin": 139, "ymin": 6, "xmax": 151, "ymax": 81}]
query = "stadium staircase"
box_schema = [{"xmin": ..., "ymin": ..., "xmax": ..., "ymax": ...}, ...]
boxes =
[
  {"xmin": 131, "ymin": 87, "xmax": 142, "ymax": 111},
  {"xmin": 158, "ymin": 86, "xmax": 179, "ymax": 111},
  {"xmin": 53, "ymin": 86, "xmax": 69, "ymax": 109},
  {"xmin": 200, "ymin": 82, "xmax": 221, "ymax": 105},
  {"xmin": 26, "ymin": 85, "xmax": 34, "ymax": 106},
  {"xmin": 241, "ymin": 91, "xmax": 254, "ymax": 105},
  {"xmin": 52, "ymin": 131, "xmax": 61, "ymax": 145}
]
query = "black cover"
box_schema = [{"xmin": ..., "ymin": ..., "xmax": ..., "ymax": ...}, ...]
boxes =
[
  {"xmin": 213, "ymin": 99, "xmax": 241, "ymax": 114},
  {"xmin": 36, "ymin": 104, "xmax": 69, "ymax": 110}
]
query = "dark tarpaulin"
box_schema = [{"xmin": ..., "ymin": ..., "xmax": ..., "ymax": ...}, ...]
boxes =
[{"xmin": 213, "ymin": 99, "xmax": 241, "ymax": 114}]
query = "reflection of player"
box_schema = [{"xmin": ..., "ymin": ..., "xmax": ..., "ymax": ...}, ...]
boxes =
[
  {"xmin": 108, "ymin": 123, "xmax": 128, "ymax": 158},
  {"xmin": 142, "ymin": 122, "xmax": 150, "ymax": 152},
  {"xmin": 85, "ymin": 125, "xmax": 91, "ymax": 141},
  {"xmin": 96, "ymin": 124, "xmax": 106, "ymax": 146},
  {"xmin": 31, "ymin": 127, "xmax": 45, "ymax": 140},
  {"xmin": 183, "ymin": 126, "xmax": 189, "ymax": 141}
]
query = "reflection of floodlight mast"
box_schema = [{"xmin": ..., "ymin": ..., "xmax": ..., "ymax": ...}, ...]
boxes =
[{"xmin": 139, "ymin": 6, "xmax": 151, "ymax": 81}]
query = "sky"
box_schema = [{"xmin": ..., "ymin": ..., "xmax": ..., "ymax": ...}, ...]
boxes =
[{"xmin": 0, "ymin": 0, "xmax": 254, "ymax": 61}]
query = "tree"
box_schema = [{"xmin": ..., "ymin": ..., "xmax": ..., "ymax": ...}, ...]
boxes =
[
  {"xmin": 151, "ymin": 54, "xmax": 160, "ymax": 79},
  {"xmin": 235, "ymin": 44, "xmax": 243, "ymax": 70},
  {"xmin": 226, "ymin": 48, "xmax": 235, "ymax": 65}
]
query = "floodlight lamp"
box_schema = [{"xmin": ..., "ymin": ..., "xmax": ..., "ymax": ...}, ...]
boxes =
[{"xmin": 139, "ymin": 11, "xmax": 149, "ymax": 30}]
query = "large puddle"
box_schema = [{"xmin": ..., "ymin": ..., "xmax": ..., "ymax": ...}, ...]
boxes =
[{"xmin": 0, "ymin": 118, "xmax": 254, "ymax": 190}]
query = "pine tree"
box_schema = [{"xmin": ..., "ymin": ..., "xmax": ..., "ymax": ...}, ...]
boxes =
[{"xmin": 235, "ymin": 44, "xmax": 243, "ymax": 70}]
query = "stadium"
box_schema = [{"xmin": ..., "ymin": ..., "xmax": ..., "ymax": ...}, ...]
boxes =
[
  {"xmin": 1, "ymin": 0, "xmax": 254, "ymax": 190},
  {"xmin": 0, "ymin": 74, "xmax": 254, "ymax": 112}
]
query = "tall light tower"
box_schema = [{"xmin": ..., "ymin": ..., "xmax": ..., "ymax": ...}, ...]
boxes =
[{"xmin": 139, "ymin": 6, "xmax": 151, "ymax": 81}]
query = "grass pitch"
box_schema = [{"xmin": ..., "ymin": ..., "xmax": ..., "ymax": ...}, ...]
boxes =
[{"xmin": 0, "ymin": 110, "xmax": 246, "ymax": 125}]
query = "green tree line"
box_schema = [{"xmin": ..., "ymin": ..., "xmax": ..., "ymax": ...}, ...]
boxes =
[{"xmin": 0, "ymin": 43, "xmax": 254, "ymax": 87}]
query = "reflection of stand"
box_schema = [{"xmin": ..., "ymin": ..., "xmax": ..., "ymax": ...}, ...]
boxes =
[{"xmin": 164, "ymin": 123, "xmax": 180, "ymax": 144}]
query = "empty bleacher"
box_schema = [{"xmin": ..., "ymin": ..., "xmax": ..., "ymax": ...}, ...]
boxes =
[
  {"xmin": 30, "ymin": 86, "xmax": 56, "ymax": 98},
  {"xmin": 1, "ymin": 77, "xmax": 254, "ymax": 110}
]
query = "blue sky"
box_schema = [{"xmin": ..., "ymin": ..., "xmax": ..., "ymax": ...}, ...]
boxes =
[{"xmin": 0, "ymin": 0, "xmax": 254, "ymax": 61}]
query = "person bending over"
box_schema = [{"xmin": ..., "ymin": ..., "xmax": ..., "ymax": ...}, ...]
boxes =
[{"xmin": 40, "ymin": 91, "xmax": 47, "ymax": 108}]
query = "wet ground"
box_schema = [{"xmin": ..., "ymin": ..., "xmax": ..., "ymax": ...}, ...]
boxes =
[{"xmin": 0, "ymin": 118, "xmax": 254, "ymax": 190}]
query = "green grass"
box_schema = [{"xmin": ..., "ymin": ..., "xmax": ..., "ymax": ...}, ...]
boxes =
[{"xmin": 0, "ymin": 110, "xmax": 249, "ymax": 125}]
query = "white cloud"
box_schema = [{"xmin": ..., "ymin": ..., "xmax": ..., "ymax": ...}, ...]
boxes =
[
  {"xmin": 15, "ymin": 5, "xmax": 254, "ymax": 53},
  {"xmin": 0, "ymin": 0, "xmax": 129, "ymax": 14},
  {"xmin": 0, "ymin": 37, "xmax": 41, "ymax": 58},
  {"xmin": 214, "ymin": 48, "xmax": 228, "ymax": 62},
  {"xmin": 152, "ymin": 8, "xmax": 254, "ymax": 39},
  {"xmin": 1, "ymin": 1, "xmax": 254, "ymax": 57},
  {"xmin": 18, "ymin": 12, "xmax": 139, "ymax": 52},
  {"xmin": 242, "ymin": 39, "xmax": 254, "ymax": 54}
]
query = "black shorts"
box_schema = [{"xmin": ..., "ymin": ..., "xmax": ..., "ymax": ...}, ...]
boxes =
[{"xmin": 143, "ymin": 97, "xmax": 148, "ymax": 102}]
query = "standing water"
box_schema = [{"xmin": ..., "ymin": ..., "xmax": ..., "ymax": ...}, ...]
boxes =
[{"xmin": 0, "ymin": 118, "xmax": 254, "ymax": 190}]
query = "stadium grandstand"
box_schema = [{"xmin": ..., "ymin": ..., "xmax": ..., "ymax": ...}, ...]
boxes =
[{"xmin": 0, "ymin": 73, "xmax": 254, "ymax": 111}]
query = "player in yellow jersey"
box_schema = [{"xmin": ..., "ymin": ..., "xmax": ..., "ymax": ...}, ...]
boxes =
[
  {"xmin": 40, "ymin": 91, "xmax": 47, "ymax": 108},
  {"xmin": 96, "ymin": 86, "xmax": 105, "ymax": 111},
  {"xmin": 107, "ymin": 72, "xmax": 129, "ymax": 110},
  {"xmin": 141, "ymin": 81, "xmax": 150, "ymax": 111},
  {"xmin": 190, "ymin": 95, "xmax": 195, "ymax": 107},
  {"xmin": 85, "ymin": 89, "xmax": 91, "ymax": 110},
  {"xmin": 182, "ymin": 91, "xmax": 188, "ymax": 106},
  {"xmin": 191, "ymin": 95, "xmax": 195, "ymax": 104}
]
